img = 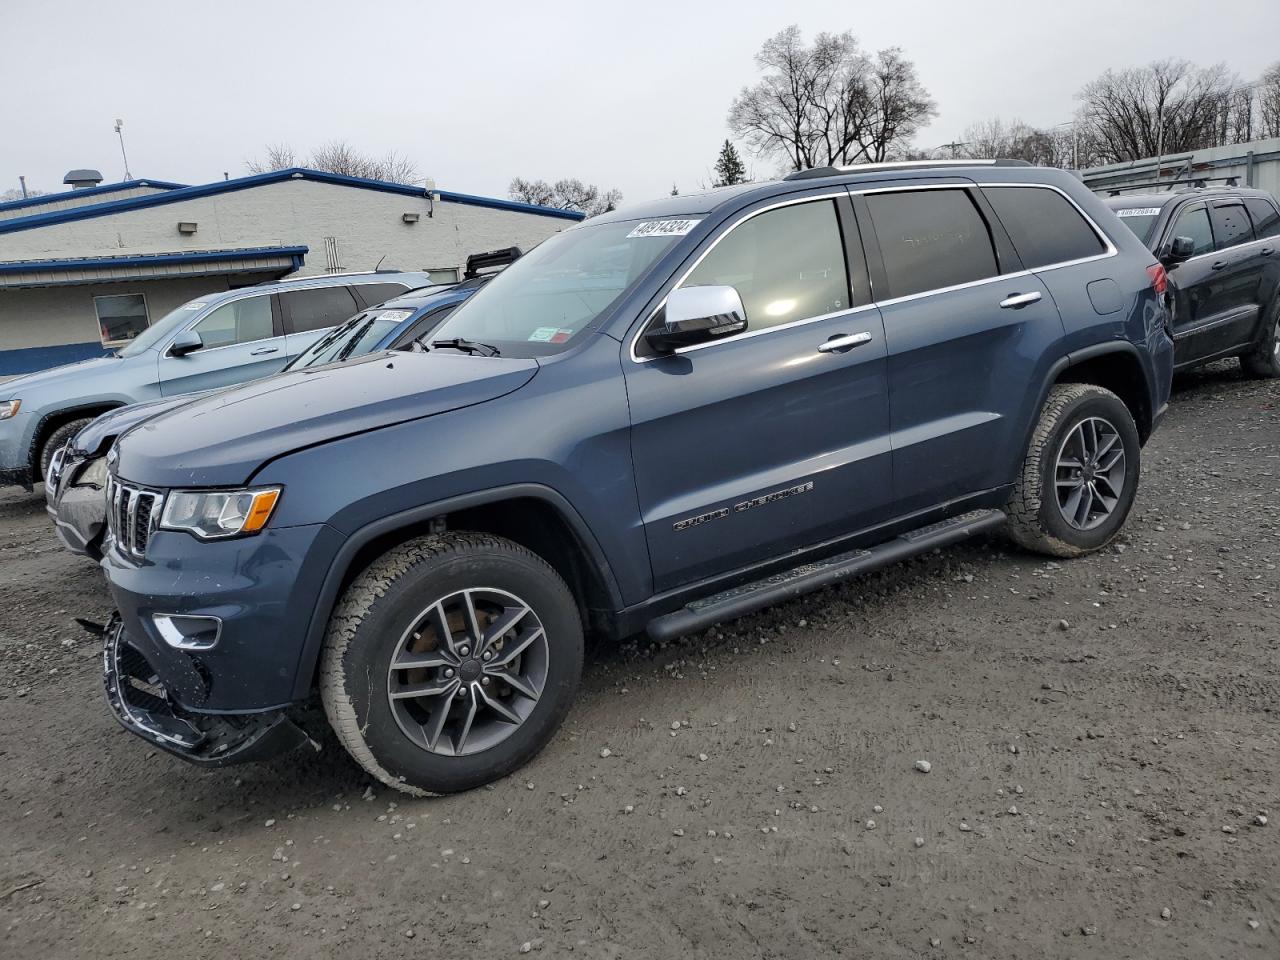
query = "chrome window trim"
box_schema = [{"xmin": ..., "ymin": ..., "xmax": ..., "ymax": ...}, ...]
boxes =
[
  {"xmin": 627, "ymin": 180, "xmax": 1119, "ymax": 364},
  {"xmin": 1172, "ymin": 235, "xmax": 1275, "ymax": 266}
]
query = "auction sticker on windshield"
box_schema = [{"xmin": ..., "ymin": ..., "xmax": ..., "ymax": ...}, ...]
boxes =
[
  {"xmin": 627, "ymin": 219, "xmax": 702, "ymax": 239},
  {"xmin": 376, "ymin": 310, "xmax": 413, "ymax": 322},
  {"xmin": 1116, "ymin": 207, "xmax": 1162, "ymax": 218},
  {"xmin": 528, "ymin": 327, "xmax": 574, "ymax": 343}
]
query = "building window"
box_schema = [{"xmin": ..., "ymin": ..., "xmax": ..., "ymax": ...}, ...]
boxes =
[
  {"xmin": 93, "ymin": 293, "xmax": 150, "ymax": 345},
  {"xmin": 427, "ymin": 267, "xmax": 460, "ymax": 284}
]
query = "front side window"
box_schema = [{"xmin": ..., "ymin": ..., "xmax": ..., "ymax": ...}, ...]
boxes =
[
  {"xmin": 1209, "ymin": 203, "xmax": 1254, "ymax": 251},
  {"xmin": 431, "ymin": 218, "xmax": 683, "ymax": 357},
  {"xmin": 1244, "ymin": 197, "xmax": 1280, "ymax": 239},
  {"xmin": 94, "ymin": 293, "xmax": 149, "ymax": 346},
  {"xmin": 1170, "ymin": 205, "xmax": 1214, "ymax": 256},
  {"xmin": 865, "ymin": 189, "xmax": 998, "ymax": 299},
  {"xmin": 678, "ymin": 199, "xmax": 851, "ymax": 332},
  {"xmin": 192, "ymin": 295, "xmax": 274, "ymax": 348},
  {"xmin": 282, "ymin": 285, "xmax": 359, "ymax": 334},
  {"xmin": 986, "ymin": 186, "xmax": 1106, "ymax": 268}
]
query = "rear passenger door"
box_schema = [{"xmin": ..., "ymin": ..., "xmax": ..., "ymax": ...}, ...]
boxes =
[
  {"xmin": 279, "ymin": 285, "xmax": 361, "ymax": 361},
  {"xmin": 1203, "ymin": 199, "xmax": 1265, "ymax": 351},
  {"xmin": 857, "ymin": 184, "xmax": 1063, "ymax": 514},
  {"xmin": 156, "ymin": 292, "xmax": 289, "ymax": 396}
]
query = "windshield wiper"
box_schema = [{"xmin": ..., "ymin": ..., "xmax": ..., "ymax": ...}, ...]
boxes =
[{"xmin": 430, "ymin": 338, "xmax": 501, "ymax": 357}]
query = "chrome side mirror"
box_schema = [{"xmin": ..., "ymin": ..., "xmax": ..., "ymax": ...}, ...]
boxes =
[{"xmin": 645, "ymin": 285, "xmax": 748, "ymax": 354}]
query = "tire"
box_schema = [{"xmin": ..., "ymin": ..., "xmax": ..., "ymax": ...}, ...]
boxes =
[
  {"xmin": 1240, "ymin": 301, "xmax": 1280, "ymax": 378},
  {"xmin": 1005, "ymin": 384, "xmax": 1141, "ymax": 558},
  {"xmin": 320, "ymin": 531, "xmax": 583, "ymax": 796},
  {"xmin": 39, "ymin": 418, "xmax": 93, "ymax": 480}
]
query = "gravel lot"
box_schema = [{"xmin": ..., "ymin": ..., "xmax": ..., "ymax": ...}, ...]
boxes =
[{"xmin": 1, "ymin": 362, "xmax": 1277, "ymax": 960}]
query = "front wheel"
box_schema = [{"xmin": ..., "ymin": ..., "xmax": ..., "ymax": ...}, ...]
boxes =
[
  {"xmin": 320, "ymin": 532, "xmax": 583, "ymax": 795},
  {"xmin": 1005, "ymin": 383, "xmax": 1141, "ymax": 558},
  {"xmin": 1240, "ymin": 304, "xmax": 1280, "ymax": 379}
]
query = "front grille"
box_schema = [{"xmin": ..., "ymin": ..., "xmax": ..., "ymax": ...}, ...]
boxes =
[{"xmin": 105, "ymin": 476, "xmax": 165, "ymax": 560}]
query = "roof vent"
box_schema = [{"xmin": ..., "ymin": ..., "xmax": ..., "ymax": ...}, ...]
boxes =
[{"xmin": 64, "ymin": 169, "xmax": 105, "ymax": 189}]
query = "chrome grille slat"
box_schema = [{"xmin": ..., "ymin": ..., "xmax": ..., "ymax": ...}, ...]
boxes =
[{"xmin": 105, "ymin": 477, "xmax": 165, "ymax": 560}]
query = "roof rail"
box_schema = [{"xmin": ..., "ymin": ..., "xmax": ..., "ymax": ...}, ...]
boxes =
[
  {"xmin": 1095, "ymin": 175, "xmax": 1240, "ymax": 197},
  {"xmin": 784, "ymin": 158, "xmax": 1033, "ymax": 181}
]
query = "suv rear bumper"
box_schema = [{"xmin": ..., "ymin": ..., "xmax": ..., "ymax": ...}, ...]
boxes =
[{"xmin": 101, "ymin": 520, "xmax": 346, "ymax": 713}]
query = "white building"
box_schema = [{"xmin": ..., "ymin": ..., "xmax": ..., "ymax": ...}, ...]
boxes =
[{"xmin": 0, "ymin": 168, "xmax": 583, "ymax": 375}]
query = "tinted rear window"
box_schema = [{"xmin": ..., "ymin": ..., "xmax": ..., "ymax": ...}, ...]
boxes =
[
  {"xmin": 987, "ymin": 186, "xmax": 1107, "ymax": 267},
  {"xmin": 282, "ymin": 285, "xmax": 360, "ymax": 333},
  {"xmin": 865, "ymin": 189, "xmax": 998, "ymax": 298},
  {"xmin": 353, "ymin": 282, "xmax": 413, "ymax": 308},
  {"xmin": 1244, "ymin": 197, "xmax": 1280, "ymax": 239},
  {"xmin": 1210, "ymin": 202, "xmax": 1254, "ymax": 250}
]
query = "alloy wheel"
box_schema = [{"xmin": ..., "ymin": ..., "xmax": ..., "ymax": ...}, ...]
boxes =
[
  {"xmin": 1054, "ymin": 416, "xmax": 1126, "ymax": 531},
  {"xmin": 386, "ymin": 588, "xmax": 548, "ymax": 757}
]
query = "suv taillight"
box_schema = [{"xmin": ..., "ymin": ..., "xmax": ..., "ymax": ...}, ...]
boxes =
[{"xmin": 1146, "ymin": 263, "xmax": 1168, "ymax": 295}]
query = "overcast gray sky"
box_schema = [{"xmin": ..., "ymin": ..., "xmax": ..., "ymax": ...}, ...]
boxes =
[{"xmin": 3, "ymin": 0, "xmax": 1278, "ymax": 207}]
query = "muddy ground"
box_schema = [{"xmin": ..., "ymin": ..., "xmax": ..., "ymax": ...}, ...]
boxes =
[{"xmin": 1, "ymin": 362, "xmax": 1277, "ymax": 960}]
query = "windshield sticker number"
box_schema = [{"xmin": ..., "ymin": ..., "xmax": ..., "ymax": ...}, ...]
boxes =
[
  {"xmin": 626, "ymin": 219, "xmax": 702, "ymax": 239},
  {"xmin": 376, "ymin": 309, "xmax": 413, "ymax": 323},
  {"xmin": 529, "ymin": 327, "xmax": 574, "ymax": 343},
  {"xmin": 1116, "ymin": 207, "xmax": 1161, "ymax": 218},
  {"xmin": 183, "ymin": 302, "xmax": 207, "ymax": 310}
]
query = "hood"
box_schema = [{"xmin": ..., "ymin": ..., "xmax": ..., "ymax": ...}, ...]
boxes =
[
  {"xmin": 113, "ymin": 351, "xmax": 538, "ymax": 487},
  {"xmin": 72, "ymin": 391, "xmax": 218, "ymax": 457},
  {"xmin": 1, "ymin": 355, "xmax": 127, "ymax": 400}
]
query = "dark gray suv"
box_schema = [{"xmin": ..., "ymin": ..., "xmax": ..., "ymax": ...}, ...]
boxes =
[
  {"xmin": 1106, "ymin": 188, "xmax": 1280, "ymax": 376},
  {"xmin": 96, "ymin": 160, "xmax": 1174, "ymax": 794}
]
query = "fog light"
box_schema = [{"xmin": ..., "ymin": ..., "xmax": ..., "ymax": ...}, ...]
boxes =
[{"xmin": 153, "ymin": 613, "xmax": 221, "ymax": 651}]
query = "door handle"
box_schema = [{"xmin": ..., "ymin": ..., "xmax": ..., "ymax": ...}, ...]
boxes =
[
  {"xmin": 249, "ymin": 346, "xmax": 280, "ymax": 356},
  {"xmin": 1261, "ymin": 247, "xmax": 1274, "ymax": 257},
  {"xmin": 1210, "ymin": 260, "xmax": 1229, "ymax": 270},
  {"xmin": 999, "ymin": 291, "xmax": 1042, "ymax": 309},
  {"xmin": 817, "ymin": 332, "xmax": 874, "ymax": 353}
]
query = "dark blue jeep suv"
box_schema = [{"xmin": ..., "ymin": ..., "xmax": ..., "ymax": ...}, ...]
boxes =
[{"xmin": 98, "ymin": 161, "xmax": 1174, "ymax": 794}]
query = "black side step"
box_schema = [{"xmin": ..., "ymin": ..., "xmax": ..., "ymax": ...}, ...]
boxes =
[{"xmin": 646, "ymin": 509, "xmax": 1005, "ymax": 642}]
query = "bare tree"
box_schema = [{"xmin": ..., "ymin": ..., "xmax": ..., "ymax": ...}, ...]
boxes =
[
  {"xmin": 245, "ymin": 141, "xmax": 419, "ymax": 183},
  {"xmin": 1257, "ymin": 62, "xmax": 1280, "ymax": 139},
  {"xmin": 245, "ymin": 143, "xmax": 297, "ymax": 174},
  {"xmin": 960, "ymin": 117, "xmax": 1074, "ymax": 168},
  {"xmin": 1, "ymin": 186, "xmax": 47, "ymax": 202},
  {"xmin": 728, "ymin": 26, "xmax": 935, "ymax": 171},
  {"xmin": 1075, "ymin": 59, "xmax": 1240, "ymax": 163},
  {"xmin": 508, "ymin": 177, "xmax": 622, "ymax": 216}
]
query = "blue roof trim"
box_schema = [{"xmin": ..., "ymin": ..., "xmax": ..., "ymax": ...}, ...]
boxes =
[
  {"xmin": 0, "ymin": 245, "xmax": 309, "ymax": 276},
  {"xmin": 0, "ymin": 178, "xmax": 188, "ymax": 213},
  {"xmin": 0, "ymin": 168, "xmax": 585, "ymax": 234}
]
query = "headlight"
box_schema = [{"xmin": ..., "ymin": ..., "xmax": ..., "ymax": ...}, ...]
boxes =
[
  {"xmin": 72, "ymin": 457, "xmax": 108, "ymax": 489},
  {"xmin": 0, "ymin": 400, "xmax": 20, "ymax": 420},
  {"xmin": 160, "ymin": 486, "xmax": 282, "ymax": 540}
]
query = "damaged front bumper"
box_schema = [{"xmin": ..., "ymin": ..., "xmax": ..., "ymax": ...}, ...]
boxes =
[
  {"xmin": 45, "ymin": 444, "xmax": 107, "ymax": 560},
  {"xmin": 102, "ymin": 616, "xmax": 317, "ymax": 767}
]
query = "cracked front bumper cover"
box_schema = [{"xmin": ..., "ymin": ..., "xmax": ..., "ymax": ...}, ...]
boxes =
[{"xmin": 103, "ymin": 616, "xmax": 317, "ymax": 767}]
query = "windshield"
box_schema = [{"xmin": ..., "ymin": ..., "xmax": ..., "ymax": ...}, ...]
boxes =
[
  {"xmin": 285, "ymin": 309, "xmax": 413, "ymax": 369},
  {"xmin": 116, "ymin": 297, "xmax": 212, "ymax": 357},
  {"xmin": 1107, "ymin": 203, "xmax": 1163, "ymax": 246},
  {"xmin": 429, "ymin": 218, "xmax": 685, "ymax": 356}
]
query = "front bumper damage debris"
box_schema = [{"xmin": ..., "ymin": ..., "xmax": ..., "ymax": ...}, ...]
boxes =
[{"xmin": 99, "ymin": 615, "xmax": 318, "ymax": 766}]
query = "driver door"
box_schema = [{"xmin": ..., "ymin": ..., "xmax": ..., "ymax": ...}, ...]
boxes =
[
  {"xmin": 157, "ymin": 293, "xmax": 288, "ymax": 396},
  {"xmin": 623, "ymin": 195, "xmax": 893, "ymax": 592}
]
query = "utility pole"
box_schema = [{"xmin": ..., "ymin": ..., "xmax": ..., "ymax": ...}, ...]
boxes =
[
  {"xmin": 1154, "ymin": 101, "xmax": 1163, "ymax": 189},
  {"xmin": 114, "ymin": 118, "xmax": 132, "ymax": 180},
  {"xmin": 18, "ymin": 175, "xmax": 28, "ymax": 199}
]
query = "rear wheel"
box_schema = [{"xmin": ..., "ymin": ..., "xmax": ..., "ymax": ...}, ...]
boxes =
[
  {"xmin": 1006, "ymin": 383, "xmax": 1141, "ymax": 557},
  {"xmin": 39, "ymin": 418, "xmax": 93, "ymax": 481},
  {"xmin": 320, "ymin": 531, "xmax": 583, "ymax": 795},
  {"xmin": 1241, "ymin": 302, "xmax": 1280, "ymax": 378}
]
